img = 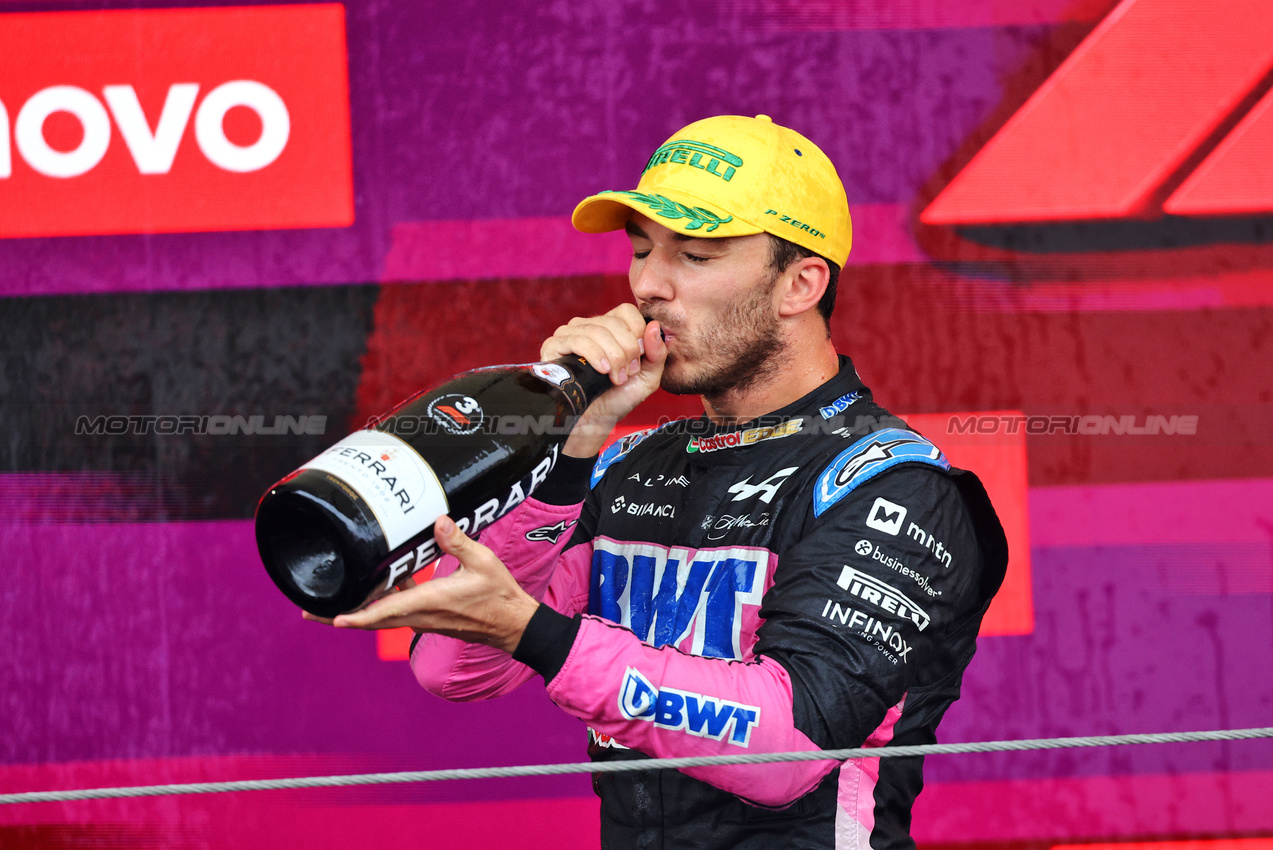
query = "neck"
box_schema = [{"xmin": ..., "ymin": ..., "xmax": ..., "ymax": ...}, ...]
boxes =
[{"xmin": 701, "ymin": 334, "xmax": 840, "ymax": 426}]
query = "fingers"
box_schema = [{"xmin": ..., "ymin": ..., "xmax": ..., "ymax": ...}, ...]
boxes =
[
  {"xmin": 433, "ymin": 515, "xmax": 499, "ymax": 573},
  {"xmin": 642, "ymin": 320, "xmax": 667, "ymax": 369},
  {"xmin": 540, "ymin": 304, "xmax": 649, "ymax": 385}
]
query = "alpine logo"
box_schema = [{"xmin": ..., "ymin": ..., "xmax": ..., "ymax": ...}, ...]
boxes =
[
  {"xmin": 922, "ymin": 0, "xmax": 1273, "ymax": 225},
  {"xmin": 813, "ymin": 429, "xmax": 949, "ymax": 517},
  {"xmin": 865, "ymin": 497, "xmax": 908, "ymax": 535},
  {"xmin": 0, "ymin": 5, "xmax": 353, "ymax": 238},
  {"xmin": 727, "ymin": 466, "xmax": 798, "ymax": 504},
  {"xmin": 526, "ymin": 520, "xmax": 575, "ymax": 544},
  {"xmin": 618, "ymin": 667, "xmax": 760, "ymax": 747}
]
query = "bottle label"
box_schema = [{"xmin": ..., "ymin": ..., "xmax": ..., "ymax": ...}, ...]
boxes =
[
  {"xmin": 301, "ymin": 430, "xmax": 449, "ymax": 550},
  {"xmin": 530, "ymin": 363, "xmax": 571, "ymax": 386}
]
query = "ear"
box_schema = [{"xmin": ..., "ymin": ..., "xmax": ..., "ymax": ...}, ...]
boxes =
[{"xmin": 775, "ymin": 256, "xmax": 829, "ymax": 318}]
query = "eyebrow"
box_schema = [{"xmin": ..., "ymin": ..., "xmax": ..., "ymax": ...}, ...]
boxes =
[{"xmin": 624, "ymin": 220, "xmax": 724, "ymax": 245}]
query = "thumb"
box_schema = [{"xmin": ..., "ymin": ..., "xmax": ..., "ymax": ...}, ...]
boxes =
[
  {"xmin": 642, "ymin": 321, "xmax": 668, "ymax": 368},
  {"xmin": 434, "ymin": 515, "xmax": 495, "ymax": 572}
]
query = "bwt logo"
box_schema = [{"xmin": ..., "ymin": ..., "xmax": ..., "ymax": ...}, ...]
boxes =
[
  {"xmin": 619, "ymin": 668, "xmax": 760, "ymax": 747},
  {"xmin": 0, "ymin": 5, "xmax": 353, "ymax": 238},
  {"xmin": 590, "ymin": 541, "xmax": 766, "ymax": 660}
]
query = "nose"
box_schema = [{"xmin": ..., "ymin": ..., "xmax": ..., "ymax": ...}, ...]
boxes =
[{"xmin": 629, "ymin": 250, "xmax": 675, "ymax": 304}]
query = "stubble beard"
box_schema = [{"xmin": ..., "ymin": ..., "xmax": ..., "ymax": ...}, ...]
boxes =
[{"xmin": 649, "ymin": 273, "xmax": 788, "ymax": 401}]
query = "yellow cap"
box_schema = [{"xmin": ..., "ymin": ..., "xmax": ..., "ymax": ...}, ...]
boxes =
[{"xmin": 572, "ymin": 114, "xmax": 851, "ymax": 267}]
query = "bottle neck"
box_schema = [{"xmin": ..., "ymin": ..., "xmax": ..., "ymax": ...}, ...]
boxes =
[{"xmin": 552, "ymin": 355, "xmax": 614, "ymax": 413}]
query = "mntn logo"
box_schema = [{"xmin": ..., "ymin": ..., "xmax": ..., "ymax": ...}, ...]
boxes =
[
  {"xmin": 866, "ymin": 496, "xmax": 907, "ymax": 535},
  {"xmin": 618, "ymin": 668, "xmax": 760, "ymax": 747}
]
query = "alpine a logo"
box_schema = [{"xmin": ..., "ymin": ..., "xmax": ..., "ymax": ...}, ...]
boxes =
[
  {"xmin": 727, "ymin": 466, "xmax": 798, "ymax": 504},
  {"xmin": 0, "ymin": 5, "xmax": 353, "ymax": 237},
  {"xmin": 619, "ymin": 668, "xmax": 760, "ymax": 747},
  {"xmin": 922, "ymin": 0, "xmax": 1273, "ymax": 225}
]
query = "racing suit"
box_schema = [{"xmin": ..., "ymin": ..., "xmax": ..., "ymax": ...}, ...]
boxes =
[{"xmin": 412, "ymin": 355, "xmax": 1009, "ymax": 849}]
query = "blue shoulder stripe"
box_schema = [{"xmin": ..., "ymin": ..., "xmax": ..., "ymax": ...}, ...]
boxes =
[
  {"xmin": 813, "ymin": 427, "xmax": 950, "ymax": 517},
  {"xmin": 590, "ymin": 428, "xmax": 655, "ymax": 489}
]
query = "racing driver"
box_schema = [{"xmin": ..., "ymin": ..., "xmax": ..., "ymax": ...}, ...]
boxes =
[{"xmin": 316, "ymin": 114, "xmax": 1009, "ymax": 849}]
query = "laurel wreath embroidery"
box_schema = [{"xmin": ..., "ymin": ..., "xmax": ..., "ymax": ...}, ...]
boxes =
[{"xmin": 605, "ymin": 191, "xmax": 733, "ymax": 232}]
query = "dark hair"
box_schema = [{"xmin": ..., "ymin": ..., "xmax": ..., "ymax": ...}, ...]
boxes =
[{"xmin": 767, "ymin": 235, "xmax": 840, "ymax": 324}]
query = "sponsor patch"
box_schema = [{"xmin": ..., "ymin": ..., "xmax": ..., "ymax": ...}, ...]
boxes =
[
  {"xmin": 686, "ymin": 419, "xmax": 802, "ymax": 454},
  {"xmin": 0, "ymin": 5, "xmax": 352, "ymax": 238},
  {"xmin": 590, "ymin": 540, "xmax": 766, "ymax": 660},
  {"xmin": 819, "ymin": 600, "xmax": 913, "ymax": 665},
  {"xmin": 619, "ymin": 668, "xmax": 760, "ymax": 747},
  {"xmin": 813, "ymin": 428, "xmax": 949, "ymax": 517},
  {"xmin": 854, "ymin": 539, "xmax": 941, "ymax": 597},
  {"xmin": 865, "ymin": 496, "xmax": 908, "ymax": 535},
  {"xmin": 525, "ymin": 520, "xmax": 575, "ymax": 544},
  {"xmin": 819, "ymin": 390, "xmax": 863, "ymax": 419},
  {"xmin": 727, "ymin": 466, "xmax": 798, "ymax": 504},
  {"xmin": 627, "ymin": 472, "xmax": 690, "ymax": 488},
  {"xmin": 907, "ymin": 520, "xmax": 955, "ymax": 569},
  {"xmin": 836, "ymin": 565, "xmax": 930, "ymax": 631}
]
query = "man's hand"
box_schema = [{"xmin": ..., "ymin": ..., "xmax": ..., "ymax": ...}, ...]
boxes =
[
  {"xmin": 540, "ymin": 303, "xmax": 667, "ymax": 458},
  {"xmin": 302, "ymin": 516, "xmax": 539, "ymax": 654}
]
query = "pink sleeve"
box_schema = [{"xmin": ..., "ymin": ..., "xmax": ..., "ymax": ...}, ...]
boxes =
[
  {"xmin": 410, "ymin": 497, "xmax": 593, "ymax": 701},
  {"xmin": 543, "ymin": 615, "xmax": 839, "ymax": 807}
]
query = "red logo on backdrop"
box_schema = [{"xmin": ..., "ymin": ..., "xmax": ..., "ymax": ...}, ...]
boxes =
[
  {"xmin": 0, "ymin": 5, "xmax": 353, "ymax": 238},
  {"xmin": 921, "ymin": 0, "xmax": 1273, "ymax": 225}
]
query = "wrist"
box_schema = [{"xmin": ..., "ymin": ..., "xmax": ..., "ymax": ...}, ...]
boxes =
[{"xmin": 497, "ymin": 593, "xmax": 542, "ymax": 654}]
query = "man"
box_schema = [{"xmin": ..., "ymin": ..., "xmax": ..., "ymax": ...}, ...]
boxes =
[{"xmin": 321, "ymin": 115, "xmax": 1008, "ymax": 848}]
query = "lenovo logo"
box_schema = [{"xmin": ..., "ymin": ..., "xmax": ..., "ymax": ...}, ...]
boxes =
[
  {"xmin": 0, "ymin": 5, "xmax": 353, "ymax": 237},
  {"xmin": 4, "ymin": 83, "xmax": 290, "ymax": 179},
  {"xmin": 922, "ymin": 0, "xmax": 1273, "ymax": 224}
]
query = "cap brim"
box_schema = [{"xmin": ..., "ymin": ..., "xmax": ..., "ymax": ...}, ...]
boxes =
[{"xmin": 572, "ymin": 189, "xmax": 764, "ymax": 239}]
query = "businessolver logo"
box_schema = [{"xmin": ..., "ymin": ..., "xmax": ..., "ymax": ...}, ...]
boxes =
[
  {"xmin": 922, "ymin": 0, "xmax": 1273, "ymax": 226},
  {"xmin": 0, "ymin": 5, "xmax": 353, "ymax": 238}
]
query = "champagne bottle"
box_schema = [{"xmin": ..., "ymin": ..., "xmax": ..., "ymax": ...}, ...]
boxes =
[{"xmin": 256, "ymin": 356, "xmax": 611, "ymax": 617}]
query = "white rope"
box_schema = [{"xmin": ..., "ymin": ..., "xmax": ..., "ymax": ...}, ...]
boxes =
[{"xmin": 2, "ymin": 726, "xmax": 1270, "ymax": 806}]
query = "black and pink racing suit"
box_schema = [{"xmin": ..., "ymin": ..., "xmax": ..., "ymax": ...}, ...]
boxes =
[{"xmin": 412, "ymin": 356, "xmax": 1008, "ymax": 850}]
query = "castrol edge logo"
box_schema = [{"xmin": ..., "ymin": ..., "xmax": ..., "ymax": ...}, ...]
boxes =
[{"xmin": 0, "ymin": 5, "xmax": 353, "ymax": 238}]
